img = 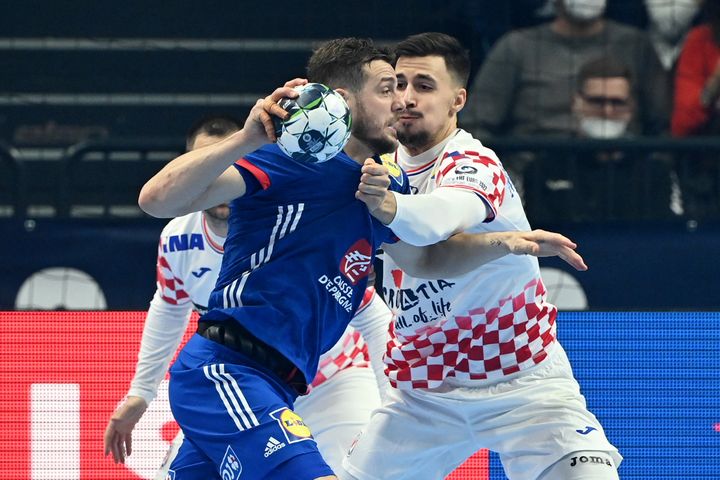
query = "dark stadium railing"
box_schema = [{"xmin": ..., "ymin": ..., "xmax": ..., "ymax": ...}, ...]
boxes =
[
  {"xmin": 3, "ymin": 136, "xmax": 720, "ymax": 221},
  {"xmin": 0, "ymin": 142, "xmax": 24, "ymax": 217},
  {"xmin": 56, "ymin": 138, "xmax": 184, "ymax": 217}
]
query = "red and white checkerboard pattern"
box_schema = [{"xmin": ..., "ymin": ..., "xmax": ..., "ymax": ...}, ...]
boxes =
[
  {"xmin": 308, "ymin": 287, "xmax": 376, "ymax": 390},
  {"xmin": 436, "ymin": 150, "xmax": 508, "ymax": 219},
  {"xmin": 156, "ymin": 253, "xmax": 190, "ymax": 305},
  {"xmin": 385, "ymin": 278, "xmax": 557, "ymax": 389}
]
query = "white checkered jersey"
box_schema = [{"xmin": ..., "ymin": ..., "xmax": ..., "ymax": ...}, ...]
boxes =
[
  {"xmin": 382, "ymin": 129, "xmax": 558, "ymax": 389},
  {"xmin": 307, "ymin": 287, "xmax": 375, "ymax": 391},
  {"xmin": 156, "ymin": 211, "xmax": 225, "ymax": 313},
  {"xmin": 157, "ymin": 211, "xmax": 369, "ymax": 389}
]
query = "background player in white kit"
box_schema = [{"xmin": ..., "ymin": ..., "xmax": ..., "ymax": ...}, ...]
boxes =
[
  {"xmin": 103, "ymin": 115, "xmax": 392, "ymax": 477},
  {"xmin": 343, "ymin": 33, "xmax": 622, "ymax": 480}
]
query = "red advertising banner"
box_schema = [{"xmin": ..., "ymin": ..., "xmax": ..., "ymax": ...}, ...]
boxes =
[{"xmin": 0, "ymin": 312, "xmax": 487, "ymax": 479}]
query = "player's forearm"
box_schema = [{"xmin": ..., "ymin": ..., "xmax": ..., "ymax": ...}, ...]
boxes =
[
  {"xmin": 384, "ymin": 189, "xmax": 489, "ymax": 246},
  {"xmin": 349, "ymin": 294, "xmax": 392, "ymax": 402},
  {"xmin": 386, "ymin": 232, "xmax": 511, "ymax": 279},
  {"xmin": 139, "ymin": 130, "xmax": 256, "ymax": 217},
  {"xmin": 127, "ymin": 292, "xmax": 193, "ymax": 404}
]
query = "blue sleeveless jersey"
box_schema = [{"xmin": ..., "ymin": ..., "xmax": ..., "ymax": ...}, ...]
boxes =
[{"xmin": 203, "ymin": 144, "xmax": 409, "ymax": 384}]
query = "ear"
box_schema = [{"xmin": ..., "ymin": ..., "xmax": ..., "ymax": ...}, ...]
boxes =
[
  {"xmin": 452, "ymin": 88, "xmax": 467, "ymax": 114},
  {"xmin": 334, "ymin": 87, "xmax": 350, "ymax": 101}
]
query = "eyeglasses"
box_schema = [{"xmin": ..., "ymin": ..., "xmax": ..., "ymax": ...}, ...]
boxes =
[{"xmin": 579, "ymin": 93, "xmax": 632, "ymax": 111}]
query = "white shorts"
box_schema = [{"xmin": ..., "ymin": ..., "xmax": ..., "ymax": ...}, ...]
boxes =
[
  {"xmin": 295, "ymin": 366, "xmax": 381, "ymax": 473},
  {"xmin": 155, "ymin": 366, "xmax": 380, "ymax": 479},
  {"xmin": 342, "ymin": 344, "xmax": 622, "ymax": 480}
]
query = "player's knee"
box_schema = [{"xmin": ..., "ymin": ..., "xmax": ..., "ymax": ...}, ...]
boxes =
[{"xmin": 538, "ymin": 450, "xmax": 619, "ymax": 480}]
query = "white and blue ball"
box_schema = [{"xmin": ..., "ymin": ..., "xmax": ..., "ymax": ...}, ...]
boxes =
[{"xmin": 273, "ymin": 83, "xmax": 352, "ymax": 163}]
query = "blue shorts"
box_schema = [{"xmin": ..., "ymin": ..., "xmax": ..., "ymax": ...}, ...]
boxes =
[{"xmin": 167, "ymin": 334, "xmax": 334, "ymax": 480}]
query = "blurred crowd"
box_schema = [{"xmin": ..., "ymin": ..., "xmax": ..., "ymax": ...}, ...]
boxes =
[{"xmin": 444, "ymin": 0, "xmax": 720, "ymax": 222}]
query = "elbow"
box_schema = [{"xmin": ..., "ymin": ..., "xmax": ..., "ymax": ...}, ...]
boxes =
[{"xmin": 138, "ymin": 184, "xmax": 174, "ymax": 218}]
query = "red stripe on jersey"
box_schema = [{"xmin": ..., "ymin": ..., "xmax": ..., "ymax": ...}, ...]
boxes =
[
  {"xmin": 201, "ymin": 214, "xmax": 224, "ymax": 254},
  {"xmin": 404, "ymin": 155, "xmax": 438, "ymax": 175},
  {"xmin": 236, "ymin": 158, "xmax": 271, "ymax": 190},
  {"xmin": 355, "ymin": 287, "xmax": 375, "ymax": 314}
]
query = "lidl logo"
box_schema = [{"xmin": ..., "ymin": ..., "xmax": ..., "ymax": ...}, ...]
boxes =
[{"xmin": 270, "ymin": 408, "xmax": 313, "ymax": 443}]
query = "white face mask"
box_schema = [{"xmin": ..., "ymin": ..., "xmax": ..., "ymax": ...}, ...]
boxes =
[
  {"xmin": 645, "ymin": 0, "xmax": 699, "ymax": 41},
  {"xmin": 579, "ymin": 117, "xmax": 629, "ymax": 138},
  {"xmin": 562, "ymin": 0, "xmax": 607, "ymax": 21}
]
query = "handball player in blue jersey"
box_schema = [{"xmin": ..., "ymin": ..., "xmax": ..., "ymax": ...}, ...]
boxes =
[{"xmin": 139, "ymin": 38, "xmax": 584, "ymax": 480}]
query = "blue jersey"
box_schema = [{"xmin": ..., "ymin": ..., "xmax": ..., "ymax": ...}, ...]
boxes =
[{"xmin": 204, "ymin": 144, "xmax": 409, "ymax": 384}]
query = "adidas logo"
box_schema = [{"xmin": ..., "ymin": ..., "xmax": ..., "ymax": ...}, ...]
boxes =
[{"xmin": 264, "ymin": 436, "xmax": 286, "ymax": 457}]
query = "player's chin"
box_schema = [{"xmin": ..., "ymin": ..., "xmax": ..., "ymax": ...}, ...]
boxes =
[{"xmin": 206, "ymin": 205, "xmax": 230, "ymax": 220}]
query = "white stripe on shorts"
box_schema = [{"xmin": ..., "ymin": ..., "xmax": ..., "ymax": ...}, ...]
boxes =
[{"xmin": 203, "ymin": 364, "xmax": 258, "ymax": 430}]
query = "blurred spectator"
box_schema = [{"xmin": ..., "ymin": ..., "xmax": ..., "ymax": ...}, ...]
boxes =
[
  {"xmin": 672, "ymin": 1, "xmax": 720, "ymax": 219},
  {"xmin": 524, "ymin": 56, "xmax": 683, "ymax": 222},
  {"xmin": 462, "ymin": 0, "xmax": 669, "ymax": 139},
  {"xmin": 645, "ymin": 0, "xmax": 700, "ymax": 74},
  {"xmin": 672, "ymin": 0, "xmax": 720, "ymax": 136}
]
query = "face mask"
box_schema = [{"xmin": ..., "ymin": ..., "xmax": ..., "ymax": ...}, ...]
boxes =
[
  {"xmin": 579, "ymin": 117, "xmax": 629, "ymax": 138},
  {"xmin": 645, "ymin": 0, "xmax": 698, "ymax": 41},
  {"xmin": 562, "ymin": 0, "xmax": 607, "ymax": 21}
]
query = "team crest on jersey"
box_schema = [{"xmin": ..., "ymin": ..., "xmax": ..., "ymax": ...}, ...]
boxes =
[
  {"xmin": 270, "ymin": 408, "xmax": 314, "ymax": 444},
  {"xmin": 220, "ymin": 445, "xmax": 242, "ymax": 479},
  {"xmin": 340, "ymin": 239, "xmax": 372, "ymax": 285},
  {"xmin": 379, "ymin": 153, "xmax": 404, "ymax": 186}
]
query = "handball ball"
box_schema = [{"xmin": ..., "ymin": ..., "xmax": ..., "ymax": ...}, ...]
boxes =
[{"xmin": 273, "ymin": 83, "xmax": 352, "ymax": 163}]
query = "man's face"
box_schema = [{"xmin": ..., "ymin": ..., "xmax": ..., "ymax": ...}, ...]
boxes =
[
  {"xmin": 346, "ymin": 60, "xmax": 405, "ymax": 155},
  {"xmin": 394, "ymin": 55, "xmax": 465, "ymax": 151},
  {"xmin": 190, "ymin": 131, "xmax": 231, "ymax": 220},
  {"xmin": 574, "ymin": 77, "xmax": 633, "ymax": 122}
]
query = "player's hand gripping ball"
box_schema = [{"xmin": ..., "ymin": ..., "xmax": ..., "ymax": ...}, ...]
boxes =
[{"xmin": 272, "ymin": 83, "xmax": 352, "ymax": 163}]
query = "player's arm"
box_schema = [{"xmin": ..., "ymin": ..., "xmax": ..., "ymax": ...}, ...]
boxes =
[
  {"xmin": 349, "ymin": 289, "xmax": 392, "ymax": 402},
  {"xmin": 139, "ymin": 80, "xmax": 305, "ymax": 218},
  {"xmin": 104, "ymin": 292, "xmax": 193, "ymax": 463},
  {"xmin": 357, "ymin": 161, "xmax": 490, "ymax": 247},
  {"xmin": 384, "ymin": 229, "xmax": 587, "ymax": 279}
]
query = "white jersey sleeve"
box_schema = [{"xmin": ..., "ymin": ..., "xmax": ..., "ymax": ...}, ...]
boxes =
[
  {"xmin": 127, "ymin": 212, "xmax": 225, "ymax": 403},
  {"xmin": 127, "ymin": 291, "xmax": 193, "ymax": 404}
]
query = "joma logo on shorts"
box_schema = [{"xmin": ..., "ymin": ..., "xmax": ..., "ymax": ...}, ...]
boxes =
[{"xmin": 570, "ymin": 455, "xmax": 613, "ymax": 467}]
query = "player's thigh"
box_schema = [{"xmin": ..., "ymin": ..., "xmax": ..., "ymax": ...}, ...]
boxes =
[
  {"xmin": 342, "ymin": 387, "xmax": 475, "ymax": 480},
  {"xmin": 296, "ymin": 368, "xmax": 381, "ymax": 472},
  {"xmin": 537, "ymin": 451, "xmax": 620, "ymax": 480},
  {"xmin": 169, "ymin": 357, "xmax": 333, "ymax": 480},
  {"xmin": 483, "ymin": 346, "xmax": 621, "ymax": 480},
  {"xmin": 166, "ymin": 435, "xmax": 218, "ymax": 480}
]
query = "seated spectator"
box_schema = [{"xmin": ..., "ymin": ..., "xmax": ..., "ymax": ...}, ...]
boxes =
[
  {"xmin": 645, "ymin": 0, "xmax": 700, "ymax": 74},
  {"xmin": 672, "ymin": 0, "xmax": 720, "ymax": 136},
  {"xmin": 672, "ymin": 0, "xmax": 720, "ymax": 220},
  {"xmin": 462, "ymin": 0, "xmax": 669, "ymax": 139},
  {"xmin": 524, "ymin": 56, "xmax": 683, "ymax": 222}
]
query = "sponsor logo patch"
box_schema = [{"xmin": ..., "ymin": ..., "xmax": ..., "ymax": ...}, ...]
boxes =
[
  {"xmin": 340, "ymin": 239, "xmax": 372, "ymax": 285},
  {"xmin": 271, "ymin": 408, "xmax": 314, "ymax": 444},
  {"xmin": 219, "ymin": 445, "xmax": 242, "ymax": 480}
]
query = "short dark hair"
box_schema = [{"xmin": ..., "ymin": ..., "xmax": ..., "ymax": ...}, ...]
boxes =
[
  {"xmin": 577, "ymin": 56, "xmax": 633, "ymax": 92},
  {"xmin": 185, "ymin": 114, "xmax": 242, "ymax": 150},
  {"xmin": 393, "ymin": 32, "xmax": 471, "ymax": 88},
  {"xmin": 306, "ymin": 38, "xmax": 392, "ymax": 92}
]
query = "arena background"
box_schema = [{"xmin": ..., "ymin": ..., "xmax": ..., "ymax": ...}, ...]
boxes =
[{"xmin": 1, "ymin": 1, "xmax": 719, "ymax": 478}]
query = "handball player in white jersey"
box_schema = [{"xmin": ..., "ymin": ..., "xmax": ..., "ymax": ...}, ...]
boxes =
[
  {"xmin": 343, "ymin": 33, "xmax": 622, "ymax": 480},
  {"xmin": 103, "ymin": 116, "xmax": 390, "ymax": 477}
]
